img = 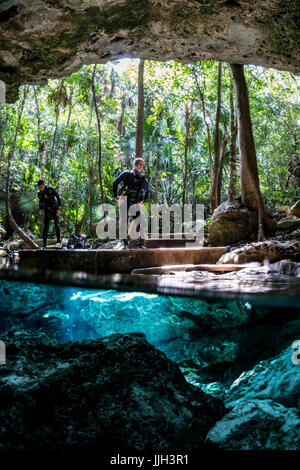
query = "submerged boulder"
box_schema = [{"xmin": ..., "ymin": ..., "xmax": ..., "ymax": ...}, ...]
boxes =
[
  {"xmin": 206, "ymin": 398, "xmax": 300, "ymax": 450},
  {"xmin": 208, "ymin": 199, "xmax": 258, "ymax": 247},
  {"xmin": 226, "ymin": 346, "xmax": 300, "ymax": 409},
  {"xmin": 0, "ymin": 280, "xmax": 60, "ymax": 315},
  {"xmin": 177, "ymin": 312, "xmax": 300, "ymax": 388},
  {"xmin": 205, "ymin": 345, "xmax": 300, "ymax": 450},
  {"xmin": 0, "ymin": 330, "xmax": 225, "ymax": 452}
]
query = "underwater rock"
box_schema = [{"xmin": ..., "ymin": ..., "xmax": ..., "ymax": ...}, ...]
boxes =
[
  {"xmin": 0, "ymin": 281, "xmax": 61, "ymax": 315},
  {"xmin": 0, "ymin": 330, "xmax": 225, "ymax": 452},
  {"xmin": 177, "ymin": 313, "xmax": 300, "ymax": 388},
  {"xmin": 226, "ymin": 346, "xmax": 300, "ymax": 409},
  {"xmin": 169, "ymin": 296, "xmax": 255, "ymax": 329},
  {"xmin": 208, "ymin": 199, "xmax": 258, "ymax": 247},
  {"xmin": 206, "ymin": 398, "xmax": 300, "ymax": 450}
]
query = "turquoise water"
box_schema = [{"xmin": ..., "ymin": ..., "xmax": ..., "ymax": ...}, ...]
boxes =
[{"xmin": 1, "ymin": 279, "xmax": 299, "ymax": 376}]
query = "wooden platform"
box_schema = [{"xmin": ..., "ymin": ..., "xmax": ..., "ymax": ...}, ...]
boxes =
[{"xmin": 18, "ymin": 247, "xmax": 227, "ymax": 275}]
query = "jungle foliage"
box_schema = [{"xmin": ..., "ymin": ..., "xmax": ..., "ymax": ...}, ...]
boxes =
[{"xmin": 0, "ymin": 59, "xmax": 299, "ymax": 238}]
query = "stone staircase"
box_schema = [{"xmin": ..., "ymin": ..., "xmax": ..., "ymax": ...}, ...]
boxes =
[{"xmin": 143, "ymin": 233, "xmax": 198, "ymax": 248}]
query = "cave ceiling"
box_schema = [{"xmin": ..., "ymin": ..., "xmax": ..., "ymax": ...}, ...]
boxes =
[{"xmin": 0, "ymin": 0, "xmax": 299, "ymax": 102}]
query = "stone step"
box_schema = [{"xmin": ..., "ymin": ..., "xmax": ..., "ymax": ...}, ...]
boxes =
[
  {"xmin": 144, "ymin": 238, "xmax": 197, "ymax": 248},
  {"xmin": 131, "ymin": 264, "xmax": 249, "ymax": 275},
  {"xmin": 145, "ymin": 233, "xmax": 196, "ymax": 239},
  {"xmin": 18, "ymin": 247, "xmax": 227, "ymax": 275}
]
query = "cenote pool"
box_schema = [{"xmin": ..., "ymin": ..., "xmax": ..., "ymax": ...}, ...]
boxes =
[
  {"xmin": 0, "ymin": 275, "xmax": 299, "ymax": 452},
  {"xmin": 0, "ymin": 278, "xmax": 299, "ymax": 391}
]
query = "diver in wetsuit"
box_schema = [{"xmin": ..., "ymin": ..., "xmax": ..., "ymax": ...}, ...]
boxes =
[
  {"xmin": 37, "ymin": 179, "xmax": 61, "ymax": 249},
  {"xmin": 113, "ymin": 158, "xmax": 149, "ymax": 248}
]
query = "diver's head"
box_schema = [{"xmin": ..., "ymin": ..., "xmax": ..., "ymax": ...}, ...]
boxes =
[
  {"xmin": 133, "ymin": 158, "xmax": 144, "ymax": 173},
  {"xmin": 37, "ymin": 179, "xmax": 45, "ymax": 191}
]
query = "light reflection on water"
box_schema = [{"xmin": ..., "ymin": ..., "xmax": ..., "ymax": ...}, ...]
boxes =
[{"xmin": 0, "ymin": 280, "xmax": 299, "ymax": 357}]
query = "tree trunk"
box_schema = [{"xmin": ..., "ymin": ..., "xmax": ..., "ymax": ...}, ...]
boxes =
[
  {"xmin": 154, "ymin": 151, "xmax": 160, "ymax": 204},
  {"xmin": 0, "ymin": 109, "xmax": 8, "ymax": 178},
  {"xmin": 211, "ymin": 62, "xmax": 222, "ymax": 212},
  {"xmin": 48, "ymin": 82, "xmax": 63, "ymax": 184},
  {"xmin": 75, "ymin": 215, "xmax": 86, "ymax": 236},
  {"xmin": 192, "ymin": 68, "xmax": 212, "ymax": 183},
  {"xmin": 230, "ymin": 63, "xmax": 276, "ymax": 238},
  {"xmin": 117, "ymin": 97, "xmax": 126, "ymax": 135},
  {"xmin": 217, "ymin": 134, "xmax": 228, "ymax": 203},
  {"xmin": 182, "ymin": 102, "xmax": 190, "ymax": 205},
  {"xmin": 57, "ymin": 87, "xmax": 74, "ymax": 186},
  {"xmin": 88, "ymin": 163, "xmax": 95, "ymax": 237},
  {"xmin": 136, "ymin": 59, "xmax": 145, "ymax": 158},
  {"xmin": 5, "ymin": 86, "xmax": 38, "ymax": 249},
  {"xmin": 33, "ymin": 86, "xmax": 45, "ymax": 175},
  {"xmin": 228, "ymin": 83, "xmax": 238, "ymax": 200},
  {"xmin": 91, "ymin": 65, "xmax": 104, "ymax": 205},
  {"xmin": 87, "ymin": 140, "xmax": 97, "ymax": 237}
]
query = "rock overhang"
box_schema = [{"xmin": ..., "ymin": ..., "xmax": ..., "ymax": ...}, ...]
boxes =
[{"xmin": 0, "ymin": 0, "xmax": 299, "ymax": 102}]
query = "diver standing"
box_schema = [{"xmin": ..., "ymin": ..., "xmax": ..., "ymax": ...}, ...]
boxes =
[
  {"xmin": 113, "ymin": 158, "xmax": 149, "ymax": 248},
  {"xmin": 37, "ymin": 179, "xmax": 61, "ymax": 249}
]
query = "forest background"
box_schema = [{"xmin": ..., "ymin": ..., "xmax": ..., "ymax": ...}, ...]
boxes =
[{"xmin": 0, "ymin": 59, "xmax": 299, "ymax": 240}]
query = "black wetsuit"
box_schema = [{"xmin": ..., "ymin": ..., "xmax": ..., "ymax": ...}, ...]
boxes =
[
  {"xmin": 38, "ymin": 186, "xmax": 61, "ymax": 247},
  {"xmin": 113, "ymin": 170, "xmax": 149, "ymax": 208},
  {"xmin": 113, "ymin": 169, "xmax": 149, "ymax": 246}
]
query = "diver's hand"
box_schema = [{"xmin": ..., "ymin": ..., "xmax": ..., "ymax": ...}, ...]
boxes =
[
  {"xmin": 56, "ymin": 209, "xmax": 60, "ymax": 217},
  {"xmin": 115, "ymin": 197, "xmax": 125, "ymax": 206}
]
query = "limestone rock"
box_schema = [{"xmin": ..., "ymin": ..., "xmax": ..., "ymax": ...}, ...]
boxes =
[
  {"xmin": 277, "ymin": 217, "xmax": 300, "ymax": 231},
  {"xmin": 178, "ymin": 311, "xmax": 300, "ymax": 388},
  {"xmin": 275, "ymin": 227, "xmax": 300, "ymax": 243},
  {"xmin": 19, "ymin": 238, "xmax": 56, "ymax": 249},
  {"xmin": 208, "ymin": 199, "xmax": 258, "ymax": 247},
  {"xmin": 0, "ymin": 280, "xmax": 61, "ymax": 315},
  {"xmin": 268, "ymin": 259, "xmax": 300, "ymax": 276},
  {"xmin": 0, "ymin": 1, "xmax": 299, "ymax": 102},
  {"xmin": 6, "ymin": 240, "xmax": 20, "ymax": 250},
  {"xmin": 218, "ymin": 240, "xmax": 300, "ymax": 264},
  {"xmin": 92, "ymin": 239, "xmax": 124, "ymax": 249},
  {"xmin": 206, "ymin": 399, "xmax": 300, "ymax": 450},
  {"xmin": 276, "ymin": 205, "xmax": 290, "ymax": 216},
  {"xmin": 289, "ymin": 201, "xmax": 300, "ymax": 217},
  {"xmin": 0, "ymin": 330, "xmax": 225, "ymax": 452},
  {"xmin": 226, "ymin": 347, "xmax": 300, "ymax": 409}
]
